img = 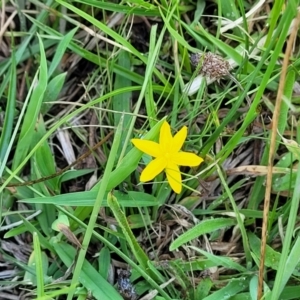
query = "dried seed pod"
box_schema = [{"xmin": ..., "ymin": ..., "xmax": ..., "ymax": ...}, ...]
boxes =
[
  {"xmin": 190, "ymin": 52, "xmax": 231, "ymax": 79},
  {"xmin": 190, "ymin": 52, "xmax": 251, "ymax": 105}
]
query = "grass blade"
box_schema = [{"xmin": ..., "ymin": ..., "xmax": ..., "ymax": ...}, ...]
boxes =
[
  {"xmin": 0, "ymin": 51, "xmax": 16, "ymax": 165},
  {"xmin": 170, "ymin": 218, "xmax": 236, "ymax": 251},
  {"xmin": 67, "ymin": 116, "xmax": 123, "ymax": 300},
  {"xmin": 33, "ymin": 232, "xmax": 45, "ymax": 297},
  {"xmin": 271, "ymin": 163, "xmax": 300, "ymax": 299},
  {"xmin": 12, "ymin": 34, "xmax": 48, "ymax": 170}
]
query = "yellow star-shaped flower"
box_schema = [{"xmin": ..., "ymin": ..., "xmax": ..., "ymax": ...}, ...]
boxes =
[{"xmin": 131, "ymin": 121, "xmax": 203, "ymax": 193}]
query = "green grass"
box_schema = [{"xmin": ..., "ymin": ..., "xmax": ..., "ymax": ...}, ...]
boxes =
[{"xmin": 1, "ymin": 0, "xmax": 300, "ymax": 299}]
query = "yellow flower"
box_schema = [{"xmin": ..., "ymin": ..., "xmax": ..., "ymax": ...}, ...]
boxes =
[{"xmin": 131, "ymin": 121, "xmax": 203, "ymax": 194}]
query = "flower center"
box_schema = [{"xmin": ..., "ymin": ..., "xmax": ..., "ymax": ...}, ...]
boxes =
[{"xmin": 164, "ymin": 152, "xmax": 172, "ymax": 160}]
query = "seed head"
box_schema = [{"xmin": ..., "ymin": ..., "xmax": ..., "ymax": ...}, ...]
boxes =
[{"xmin": 190, "ymin": 52, "xmax": 230, "ymax": 79}]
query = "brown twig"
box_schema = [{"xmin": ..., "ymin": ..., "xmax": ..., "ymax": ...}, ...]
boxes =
[{"xmin": 257, "ymin": 11, "xmax": 300, "ymax": 300}]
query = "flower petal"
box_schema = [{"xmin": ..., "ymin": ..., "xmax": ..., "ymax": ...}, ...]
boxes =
[
  {"xmin": 172, "ymin": 152, "xmax": 204, "ymax": 167},
  {"xmin": 165, "ymin": 162, "xmax": 182, "ymax": 194},
  {"xmin": 131, "ymin": 139, "xmax": 161, "ymax": 157},
  {"xmin": 159, "ymin": 121, "xmax": 173, "ymax": 152},
  {"xmin": 172, "ymin": 126, "xmax": 187, "ymax": 152},
  {"xmin": 140, "ymin": 157, "xmax": 167, "ymax": 182}
]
